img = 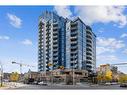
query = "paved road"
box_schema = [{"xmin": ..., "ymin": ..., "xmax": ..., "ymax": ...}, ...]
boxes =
[{"xmin": 8, "ymin": 83, "xmax": 127, "ymax": 90}]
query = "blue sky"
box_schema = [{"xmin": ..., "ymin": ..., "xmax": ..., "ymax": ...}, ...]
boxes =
[{"xmin": 0, "ymin": 6, "xmax": 127, "ymax": 73}]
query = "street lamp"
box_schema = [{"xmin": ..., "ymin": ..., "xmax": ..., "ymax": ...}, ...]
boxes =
[{"xmin": 12, "ymin": 61, "xmax": 22, "ymax": 74}]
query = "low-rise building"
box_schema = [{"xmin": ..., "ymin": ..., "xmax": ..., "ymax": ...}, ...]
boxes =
[
  {"xmin": 97, "ymin": 64, "xmax": 120, "ymax": 83},
  {"xmin": 26, "ymin": 69, "xmax": 88, "ymax": 84}
]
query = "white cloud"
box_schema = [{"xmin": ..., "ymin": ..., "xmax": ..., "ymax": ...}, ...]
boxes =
[
  {"xmin": 7, "ymin": 13, "xmax": 22, "ymax": 28},
  {"xmin": 74, "ymin": 6, "xmax": 127, "ymax": 27},
  {"xmin": 98, "ymin": 30, "xmax": 104, "ymax": 33},
  {"xmin": 0, "ymin": 36, "xmax": 10, "ymax": 40},
  {"xmin": 21, "ymin": 39, "xmax": 33, "ymax": 46},
  {"xmin": 96, "ymin": 47, "xmax": 112, "ymax": 55},
  {"xmin": 97, "ymin": 37, "xmax": 125, "ymax": 54},
  {"xmin": 54, "ymin": 6, "xmax": 73, "ymax": 19},
  {"xmin": 120, "ymin": 33, "xmax": 127, "ymax": 38},
  {"xmin": 123, "ymin": 49, "xmax": 127, "ymax": 54},
  {"xmin": 97, "ymin": 55, "xmax": 119, "ymax": 65},
  {"xmin": 97, "ymin": 55, "xmax": 118, "ymax": 61}
]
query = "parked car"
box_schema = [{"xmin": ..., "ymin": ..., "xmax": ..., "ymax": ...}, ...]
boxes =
[
  {"xmin": 111, "ymin": 82, "xmax": 118, "ymax": 85},
  {"xmin": 3, "ymin": 79, "xmax": 9, "ymax": 82},
  {"xmin": 105, "ymin": 82, "xmax": 111, "ymax": 86},
  {"xmin": 38, "ymin": 81, "xmax": 48, "ymax": 86},
  {"xmin": 24, "ymin": 78, "xmax": 34, "ymax": 84},
  {"xmin": 120, "ymin": 83, "xmax": 127, "ymax": 87},
  {"xmin": 33, "ymin": 81, "xmax": 39, "ymax": 85}
]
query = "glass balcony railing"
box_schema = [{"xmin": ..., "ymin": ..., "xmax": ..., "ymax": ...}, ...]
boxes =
[
  {"xmin": 53, "ymin": 22, "xmax": 58, "ymax": 27},
  {"xmin": 71, "ymin": 27, "xmax": 77, "ymax": 31},
  {"xmin": 86, "ymin": 39, "xmax": 92, "ymax": 44},
  {"xmin": 86, "ymin": 30, "xmax": 92, "ymax": 35},
  {"xmin": 71, "ymin": 22, "xmax": 78, "ymax": 27},
  {"xmin": 86, "ymin": 35, "xmax": 92, "ymax": 39}
]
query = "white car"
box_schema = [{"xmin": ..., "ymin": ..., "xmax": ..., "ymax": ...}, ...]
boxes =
[
  {"xmin": 105, "ymin": 82, "xmax": 111, "ymax": 85},
  {"xmin": 111, "ymin": 82, "xmax": 118, "ymax": 85},
  {"xmin": 38, "ymin": 81, "xmax": 48, "ymax": 86},
  {"xmin": 4, "ymin": 79, "xmax": 9, "ymax": 82}
]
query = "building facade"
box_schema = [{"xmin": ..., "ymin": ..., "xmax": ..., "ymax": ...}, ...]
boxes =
[{"xmin": 38, "ymin": 11, "xmax": 96, "ymax": 73}]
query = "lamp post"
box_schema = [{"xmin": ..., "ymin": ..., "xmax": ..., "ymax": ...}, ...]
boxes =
[{"xmin": 12, "ymin": 61, "xmax": 22, "ymax": 74}]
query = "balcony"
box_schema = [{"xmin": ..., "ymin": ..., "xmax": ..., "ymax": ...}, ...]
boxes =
[
  {"xmin": 53, "ymin": 34, "xmax": 58, "ymax": 39},
  {"xmin": 86, "ymin": 39, "xmax": 92, "ymax": 44},
  {"xmin": 38, "ymin": 22, "xmax": 44, "ymax": 29},
  {"xmin": 38, "ymin": 33, "xmax": 43, "ymax": 38},
  {"xmin": 53, "ymin": 27, "xmax": 58, "ymax": 31},
  {"xmin": 53, "ymin": 52, "xmax": 58, "ymax": 56},
  {"xmin": 53, "ymin": 50, "xmax": 58, "ymax": 53},
  {"xmin": 86, "ymin": 47, "xmax": 92, "ymax": 52},
  {"xmin": 38, "ymin": 44, "xmax": 43, "ymax": 48},
  {"xmin": 71, "ymin": 53, "xmax": 78, "ymax": 56},
  {"xmin": 70, "ymin": 60, "xmax": 78, "ymax": 64},
  {"xmin": 46, "ymin": 27, "xmax": 50, "ymax": 31},
  {"xmin": 46, "ymin": 23, "xmax": 51, "ymax": 27},
  {"xmin": 53, "ymin": 22, "xmax": 58, "ymax": 27},
  {"xmin": 86, "ymin": 30, "xmax": 92, "ymax": 35},
  {"xmin": 86, "ymin": 65, "xmax": 92, "ymax": 68},
  {"xmin": 86, "ymin": 60, "xmax": 93, "ymax": 64},
  {"xmin": 71, "ymin": 45, "xmax": 78, "ymax": 49},
  {"xmin": 53, "ymin": 57, "xmax": 58, "ymax": 60},
  {"xmin": 45, "ymin": 43, "xmax": 51, "ymax": 47},
  {"xmin": 86, "ymin": 26, "xmax": 92, "ymax": 31},
  {"xmin": 71, "ymin": 37, "xmax": 78, "ymax": 42},
  {"xmin": 86, "ymin": 56, "xmax": 92, "ymax": 60},
  {"xmin": 86, "ymin": 35, "xmax": 92, "ymax": 39},
  {"xmin": 71, "ymin": 36, "xmax": 78, "ymax": 41},
  {"xmin": 38, "ymin": 52, "xmax": 43, "ymax": 56},
  {"xmin": 86, "ymin": 46, "xmax": 92, "ymax": 51},
  {"xmin": 86, "ymin": 38, "xmax": 92, "ymax": 42},
  {"xmin": 53, "ymin": 48, "xmax": 58, "ymax": 52},
  {"xmin": 71, "ymin": 43, "xmax": 78, "ymax": 47},
  {"xmin": 53, "ymin": 44, "xmax": 58, "ymax": 49},
  {"xmin": 53, "ymin": 54, "xmax": 58, "ymax": 58},
  {"xmin": 86, "ymin": 43, "xmax": 92, "ymax": 48},
  {"xmin": 46, "ymin": 40, "xmax": 51, "ymax": 44},
  {"xmin": 53, "ymin": 59, "xmax": 58, "ymax": 63},
  {"xmin": 53, "ymin": 31, "xmax": 58, "ymax": 35},
  {"xmin": 39, "ymin": 29, "xmax": 43, "ymax": 33},
  {"xmin": 86, "ymin": 52, "xmax": 92, "ymax": 56},
  {"xmin": 71, "ymin": 36, "xmax": 78, "ymax": 39},
  {"xmin": 53, "ymin": 37, "xmax": 58, "ymax": 40},
  {"xmin": 71, "ymin": 22, "xmax": 78, "ymax": 27},
  {"xmin": 71, "ymin": 50, "xmax": 78, "ymax": 54},
  {"xmin": 71, "ymin": 48, "xmax": 78, "ymax": 52},
  {"xmin": 71, "ymin": 27, "xmax": 77, "ymax": 31},
  {"xmin": 46, "ymin": 31, "xmax": 50, "ymax": 35},
  {"xmin": 70, "ymin": 55, "xmax": 78, "ymax": 59},
  {"xmin": 38, "ymin": 40, "xmax": 43, "ymax": 43},
  {"xmin": 53, "ymin": 40, "xmax": 58, "ymax": 44},
  {"xmin": 71, "ymin": 31, "xmax": 78, "ymax": 36}
]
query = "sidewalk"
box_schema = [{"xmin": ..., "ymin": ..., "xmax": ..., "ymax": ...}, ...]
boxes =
[{"xmin": 0, "ymin": 82, "xmax": 28, "ymax": 89}]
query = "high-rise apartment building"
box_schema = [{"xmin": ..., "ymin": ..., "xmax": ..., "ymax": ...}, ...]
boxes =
[{"xmin": 38, "ymin": 11, "xmax": 96, "ymax": 73}]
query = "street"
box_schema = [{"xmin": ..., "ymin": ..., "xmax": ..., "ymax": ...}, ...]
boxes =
[{"xmin": 1, "ymin": 82, "xmax": 127, "ymax": 90}]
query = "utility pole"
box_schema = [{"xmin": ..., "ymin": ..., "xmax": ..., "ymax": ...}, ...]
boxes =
[
  {"xmin": 73, "ymin": 67, "xmax": 74, "ymax": 85},
  {"xmin": 72, "ymin": 61, "xmax": 75, "ymax": 85},
  {"xmin": 0, "ymin": 61, "xmax": 3, "ymax": 87}
]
